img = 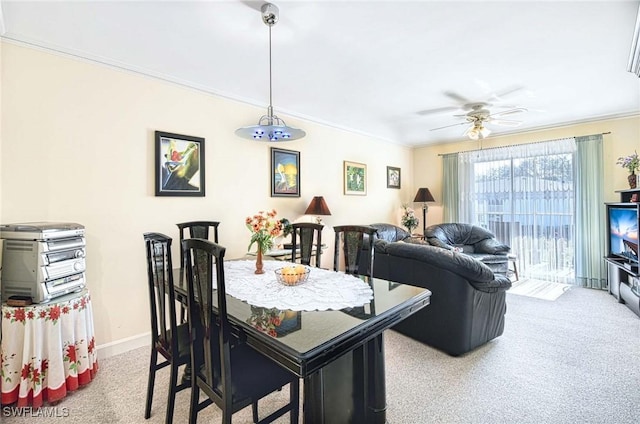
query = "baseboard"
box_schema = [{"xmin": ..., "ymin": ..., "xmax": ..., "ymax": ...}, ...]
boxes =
[{"xmin": 96, "ymin": 332, "xmax": 150, "ymax": 359}]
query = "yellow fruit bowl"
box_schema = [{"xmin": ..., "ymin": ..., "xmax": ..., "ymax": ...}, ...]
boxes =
[{"xmin": 275, "ymin": 265, "xmax": 310, "ymax": 286}]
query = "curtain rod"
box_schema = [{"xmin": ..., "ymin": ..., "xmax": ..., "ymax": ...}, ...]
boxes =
[{"xmin": 437, "ymin": 132, "xmax": 611, "ymax": 157}]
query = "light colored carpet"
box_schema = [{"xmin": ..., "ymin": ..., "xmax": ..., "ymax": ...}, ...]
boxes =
[
  {"xmin": 508, "ymin": 278, "xmax": 572, "ymax": 301},
  {"xmin": 3, "ymin": 287, "xmax": 639, "ymax": 423}
]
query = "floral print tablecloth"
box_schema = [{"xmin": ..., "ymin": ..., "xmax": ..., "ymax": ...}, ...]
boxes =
[{"xmin": 1, "ymin": 289, "xmax": 98, "ymax": 407}]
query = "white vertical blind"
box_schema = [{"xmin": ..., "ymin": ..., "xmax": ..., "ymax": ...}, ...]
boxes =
[{"xmin": 458, "ymin": 138, "xmax": 577, "ymax": 283}]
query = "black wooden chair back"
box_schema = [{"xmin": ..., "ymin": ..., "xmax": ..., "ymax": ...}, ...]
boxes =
[
  {"xmin": 333, "ymin": 225, "xmax": 377, "ymax": 277},
  {"xmin": 182, "ymin": 238, "xmax": 300, "ymax": 424},
  {"xmin": 290, "ymin": 222, "xmax": 324, "ymax": 267},
  {"xmin": 143, "ymin": 232, "xmax": 190, "ymax": 424},
  {"xmin": 176, "ymin": 221, "xmax": 220, "ymax": 268}
]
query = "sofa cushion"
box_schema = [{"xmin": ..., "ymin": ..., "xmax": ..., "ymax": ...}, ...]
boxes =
[
  {"xmin": 468, "ymin": 253, "xmax": 508, "ymax": 263},
  {"xmin": 403, "ymin": 237, "xmax": 429, "ymax": 245},
  {"xmin": 453, "ymin": 244, "xmax": 475, "ymax": 254}
]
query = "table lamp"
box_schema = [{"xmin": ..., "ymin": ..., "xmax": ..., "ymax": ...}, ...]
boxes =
[
  {"xmin": 304, "ymin": 196, "xmax": 332, "ymax": 224},
  {"xmin": 413, "ymin": 188, "xmax": 435, "ymax": 236}
]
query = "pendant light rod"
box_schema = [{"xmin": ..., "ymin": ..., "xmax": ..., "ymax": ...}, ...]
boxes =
[
  {"xmin": 235, "ymin": 2, "xmax": 306, "ymax": 141},
  {"xmin": 264, "ymin": 2, "xmax": 276, "ymax": 123},
  {"xmin": 268, "ymin": 23, "xmax": 273, "ymax": 112}
]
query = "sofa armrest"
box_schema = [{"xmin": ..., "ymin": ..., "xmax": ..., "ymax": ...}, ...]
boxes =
[
  {"xmin": 475, "ymin": 238, "xmax": 510, "ymax": 254},
  {"xmin": 468, "ymin": 274, "xmax": 512, "ymax": 293}
]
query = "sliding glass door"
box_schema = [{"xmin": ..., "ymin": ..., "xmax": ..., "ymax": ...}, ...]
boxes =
[{"xmin": 459, "ymin": 139, "xmax": 576, "ymax": 284}]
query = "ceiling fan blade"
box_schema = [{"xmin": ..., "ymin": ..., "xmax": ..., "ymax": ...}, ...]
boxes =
[
  {"xmin": 489, "ymin": 85, "xmax": 525, "ymax": 102},
  {"xmin": 487, "ymin": 119, "xmax": 523, "ymax": 127},
  {"xmin": 443, "ymin": 91, "xmax": 470, "ymax": 104},
  {"xmin": 417, "ymin": 106, "xmax": 460, "ymax": 116},
  {"xmin": 489, "ymin": 107, "xmax": 528, "ymax": 118},
  {"xmin": 430, "ymin": 121, "xmax": 469, "ymax": 131}
]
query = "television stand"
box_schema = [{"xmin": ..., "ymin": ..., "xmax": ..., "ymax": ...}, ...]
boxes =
[{"xmin": 605, "ymin": 257, "xmax": 640, "ymax": 318}]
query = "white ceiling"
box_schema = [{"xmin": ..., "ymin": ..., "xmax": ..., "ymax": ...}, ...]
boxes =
[{"xmin": 1, "ymin": 0, "xmax": 639, "ymax": 147}]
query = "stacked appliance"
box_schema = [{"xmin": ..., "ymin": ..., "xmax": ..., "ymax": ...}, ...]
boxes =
[{"xmin": 1, "ymin": 222, "xmax": 86, "ymax": 303}]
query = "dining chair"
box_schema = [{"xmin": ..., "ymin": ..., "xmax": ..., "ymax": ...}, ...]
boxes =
[
  {"xmin": 290, "ymin": 222, "xmax": 324, "ymax": 267},
  {"xmin": 333, "ymin": 225, "xmax": 378, "ymax": 277},
  {"xmin": 143, "ymin": 232, "xmax": 191, "ymax": 424},
  {"xmin": 182, "ymin": 238, "xmax": 300, "ymax": 424},
  {"xmin": 176, "ymin": 220, "xmax": 221, "ymax": 324},
  {"xmin": 176, "ymin": 220, "xmax": 221, "ymax": 268}
]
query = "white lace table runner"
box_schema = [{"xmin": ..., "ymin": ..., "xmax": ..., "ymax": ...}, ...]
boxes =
[{"xmin": 223, "ymin": 260, "xmax": 373, "ymax": 311}]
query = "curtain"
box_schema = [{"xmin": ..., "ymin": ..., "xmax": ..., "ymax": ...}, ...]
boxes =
[
  {"xmin": 457, "ymin": 138, "xmax": 577, "ymax": 284},
  {"xmin": 574, "ymin": 134, "xmax": 606, "ymax": 289},
  {"xmin": 442, "ymin": 153, "xmax": 459, "ymax": 223}
]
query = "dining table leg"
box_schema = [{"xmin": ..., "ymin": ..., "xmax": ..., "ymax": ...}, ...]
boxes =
[{"xmin": 302, "ymin": 334, "xmax": 387, "ymax": 423}]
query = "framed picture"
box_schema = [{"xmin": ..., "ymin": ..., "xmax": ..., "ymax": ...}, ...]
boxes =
[
  {"xmin": 387, "ymin": 166, "xmax": 401, "ymax": 189},
  {"xmin": 344, "ymin": 160, "xmax": 367, "ymax": 195},
  {"xmin": 271, "ymin": 147, "xmax": 300, "ymax": 197},
  {"xmin": 155, "ymin": 131, "xmax": 205, "ymax": 197}
]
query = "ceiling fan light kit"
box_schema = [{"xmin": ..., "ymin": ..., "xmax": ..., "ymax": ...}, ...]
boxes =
[
  {"xmin": 235, "ymin": 3, "xmax": 306, "ymax": 142},
  {"xmin": 466, "ymin": 124, "xmax": 491, "ymax": 141},
  {"xmin": 429, "ymin": 101, "xmax": 527, "ymax": 141}
]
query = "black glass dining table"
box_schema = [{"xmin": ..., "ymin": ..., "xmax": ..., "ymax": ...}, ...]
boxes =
[{"xmin": 171, "ymin": 265, "xmax": 431, "ymax": 423}]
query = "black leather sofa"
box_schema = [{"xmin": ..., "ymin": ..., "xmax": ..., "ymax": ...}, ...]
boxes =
[{"xmin": 364, "ymin": 223, "xmax": 512, "ymax": 356}]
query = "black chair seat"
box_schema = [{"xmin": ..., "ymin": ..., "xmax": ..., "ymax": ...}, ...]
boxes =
[
  {"xmin": 199, "ymin": 342, "xmax": 297, "ymax": 404},
  {"xmin": 155, "ymin": 322, "xmax": 190, "ymax": 360}
]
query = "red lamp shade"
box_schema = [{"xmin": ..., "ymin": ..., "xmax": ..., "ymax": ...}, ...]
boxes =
[{"xmin": 305, "ymin": 196, "xmax": 332, "ymax": 216}]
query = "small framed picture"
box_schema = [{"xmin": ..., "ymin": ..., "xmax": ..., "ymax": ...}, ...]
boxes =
[
  {"xmin": 155, "ymin": 131, "xmax": 205, "ymax": 197},
  {"xmin": 387, "ymin": 166, "xmax": 401, "ymax": 189},
  {"xmin": 271, "ymin": 147, "xmax": 300, "ymax": 197},
  {"xmin": 344, "ymin": 160, "xmax": 367, "ymax": 195}
]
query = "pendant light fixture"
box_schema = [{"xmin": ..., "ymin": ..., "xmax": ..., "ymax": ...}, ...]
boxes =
[{"xmin": 235, "ymin": 3, "xmax": 306, "ymax": 142}]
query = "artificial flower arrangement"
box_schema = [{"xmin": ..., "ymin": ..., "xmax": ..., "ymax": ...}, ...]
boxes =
[
  {"xmin": 400, "ymin": 203, "xmax": 419, "ymax": 234},
  {"xmin": 245, "ymin": 209, "xmax": 291, "ymax": 253},
  {"xmin": 616, "ymin": 151, "xmax": 639, "ymax": 175}
]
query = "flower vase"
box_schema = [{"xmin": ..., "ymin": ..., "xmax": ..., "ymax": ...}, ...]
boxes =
[
  {"xmin": 629, "ymin": 172, "xmax": 637, "ymax": 189},
  {"xmin": 255, "ymin": 249, "xmax": 265, "ymax": 274}
]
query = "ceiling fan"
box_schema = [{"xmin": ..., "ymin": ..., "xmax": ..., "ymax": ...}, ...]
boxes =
[{"xmin": 429, "ymin": 103, "xmax": 527, "ymax": 140}]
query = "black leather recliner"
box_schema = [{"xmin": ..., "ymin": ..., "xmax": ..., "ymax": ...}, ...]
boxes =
[
  {"xmin": 425, "ymin": 223, "xmax": 511, "ymax": 275},
  {"xmin": 363, "ymin": 223, "xmax": 511, "ymax": 356}
]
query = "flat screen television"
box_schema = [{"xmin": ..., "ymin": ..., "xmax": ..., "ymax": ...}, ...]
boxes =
[{"xmin": 606, "ymin": 203, "xmax": 639, "ymax": 264}]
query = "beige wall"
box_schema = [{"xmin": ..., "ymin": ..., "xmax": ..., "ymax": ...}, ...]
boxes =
[
  {"xmin": 0, "ymin": 42, "xmax": 413, "ymax": 350},
  {"xmin": 414, "ymin": 115, "xmax": 640, "ymax": 225}
]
